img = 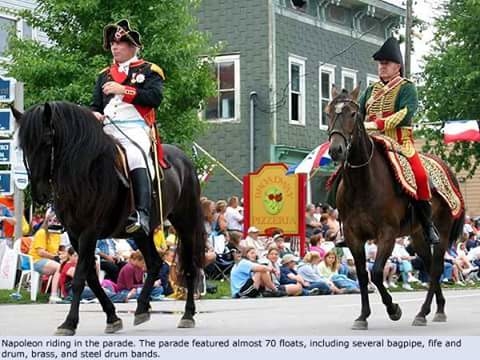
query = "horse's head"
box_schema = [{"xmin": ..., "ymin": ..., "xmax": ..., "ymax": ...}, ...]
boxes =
[
  {"xmin": 12, "ymin": 103, "xmax": 55, "ymax": 204},
  {"xmin": 326, "ymin": 85, "xmax": 362, "ymax": 162}
]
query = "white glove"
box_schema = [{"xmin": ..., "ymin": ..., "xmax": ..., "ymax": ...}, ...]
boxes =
[{"xmin": 364, "ymin": 121, "xmax": 378, "ymax": 130}]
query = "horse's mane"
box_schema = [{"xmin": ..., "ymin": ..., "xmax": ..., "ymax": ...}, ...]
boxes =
[{"xmin": 20, "ymin": 101, "xmax": 120, "ymax": 220}]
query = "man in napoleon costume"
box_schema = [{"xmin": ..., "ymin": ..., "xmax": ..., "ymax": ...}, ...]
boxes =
[
  {"xmin": 359, "ymin": 37, "xmax": 439, "ymax": 245},
  {"xmin": 91, "ymin": 19, "xmax": 165, "ymax": 237}
]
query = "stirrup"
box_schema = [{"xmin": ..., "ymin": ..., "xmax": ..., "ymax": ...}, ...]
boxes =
[
  {"xmin": 425, "ymin": 226, "xmax": 440, "ymax": 245},
  {"xmin": 125, "ymin": 210, "xmax": 149, "ymax": 235}
]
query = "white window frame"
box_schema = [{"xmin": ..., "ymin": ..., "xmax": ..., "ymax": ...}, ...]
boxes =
[
  {"xmin": 288, "ymin": 54, "xmax": 306, "ymax": 126},
  {"xmin": 204, "ymin": 54, "xmax": 240, "ymax": 123},
  {"xmin": 319, "ymin": 63, "xmax": 336, "ymax": 130},
  {"xmin": 366, "ymin": 73, "xmax": 378, "ymax": 86},
  {"xmin": 0, "ymin": 13, "xmax": 21, "ymax": 62},
  {"xmin": 341, "ymin": 67, "xmax": 358, "ymax": 92}
]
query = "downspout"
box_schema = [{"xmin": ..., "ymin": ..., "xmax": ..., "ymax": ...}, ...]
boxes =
[
  {"xmin": 249, "ymin": 91, "xmax": 257, "ymax": 172},
  {"xmin": 268, "ymin": 0, "xmax": 277, "ymax": 160}
]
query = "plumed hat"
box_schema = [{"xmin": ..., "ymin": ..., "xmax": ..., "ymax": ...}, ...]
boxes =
[
  {"xmin": 103, "ymin": 19, "xmax": 143, "ymax": 51},
  {"xmin": 372, "ymin": 37, "xmax": 404, "ymax": 76}
]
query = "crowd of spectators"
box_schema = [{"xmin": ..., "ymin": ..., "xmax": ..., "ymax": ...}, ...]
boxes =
[{"xmin": 9, "ymin": 197, "xmax": 480, "ymax": 303}]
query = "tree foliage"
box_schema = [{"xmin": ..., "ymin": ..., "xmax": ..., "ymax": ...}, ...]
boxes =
[
  {"xmin": 419, "ymin": 0, "xmax": 480, "ymax": 177},
  {"xmin": 2, "ymin": 0, "xmax": 217, "ymax": 147}
]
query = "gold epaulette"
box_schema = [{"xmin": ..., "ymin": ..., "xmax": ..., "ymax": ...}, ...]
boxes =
[{"xmin": 148, "ymin": 63, "xmax": 165, "ymax": 80}]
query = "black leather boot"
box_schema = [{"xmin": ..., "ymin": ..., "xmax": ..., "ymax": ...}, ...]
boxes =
[
  {"xmin": 414, "ymin": 200, "xmax": 440, "ymax": 245},
  {"xmin": 125, "ymin": 168, "xmax": 151, "ymax": 237}
]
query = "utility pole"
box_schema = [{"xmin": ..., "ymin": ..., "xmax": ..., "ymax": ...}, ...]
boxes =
[{"xmin": 405, "ymin": 0, "xmax": 413, "ymax": 78}]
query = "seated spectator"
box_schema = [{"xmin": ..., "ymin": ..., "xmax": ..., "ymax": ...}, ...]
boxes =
[
  {"xmin": 51, "ymin": 247, "xmax": 109, "ymax": 303},
  {"xmin": 153, "ymin": 226, "xmax": 168, "ymax": 253},
  {"xmin": 319, "ymin": 213, "xmax": 330, "ymax": 238},
  {"xmin": 318, "ymin": 250, "xmax": 360, "ymax": 292},
  {"xmin": 308, "ymin": 233, "xmax": 326, "ymax": 259},
  {"xmin": 230, "ymin": 246, "xmax": 284, "ymax": 298},
  {"xmin": 165, "ymin": 224, "xmax": 178, "ymax": 248},
  {"xmin": 306, "ymin": 204, "xmax": 322, "ymax": 239},
  {"xmin": 297, "ymin": 252, "xmax": 341, "ymax": 294},
  {"xmin": 455, "ymin": 242, "xmax": 479, "ymax": 279},
  {"xmin": 391, "ymin": 237, "xmax": 419, "ymax": 290},
  {"xmin": 96, "ymin": 238, "xmax": 127, "ymax": 282},
  {"xmin": 241, "ymin": 226, "xmax": 267, "ymax": 256},
  {"xmin": 279, "ymin": 254, "xmax": 322, "ymax": 296},
  {"xmin": 115, "ymin": 239, "xmax": 134, "ymax": 259},
  {"xmin": 158, "ymin": 248, "xmax": 175, "ymax": 297},
  {"xmin": 320, "ymin": 230, "xmax": 337, "ymax": 254},
  {"xmin": 28, "ymin": 209, "xmax": 62, "ymax": 277},
  {"xmin": 110, "ymin": 250, "xmax": 163, "ymax": 303},
  {"xmin": 202, "ymin": 200, "xmax": 216, "ymax": 238},
  {"xmin": 264, "ymin": 246, "xmax": 302, "ymax": 296},
  {"xmin": 273, "ymin": 234, "xmax": 294, "ymax": 258},
  {"xmin": 365, "ymin": 239, "xmax": 397, "ymax": 288},
  {"xmin": 466, "ymin": 232, "xmax": 479, "ymax": 252}
]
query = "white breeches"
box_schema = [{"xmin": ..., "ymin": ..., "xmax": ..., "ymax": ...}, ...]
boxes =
[{"xmin": 103, "ymin": 122, "xmax": 154, "ymax": 176}]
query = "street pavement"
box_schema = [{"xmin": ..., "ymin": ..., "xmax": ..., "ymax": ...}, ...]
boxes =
[{"xmin": 1, "ymin": 288, "xmax": 480, "ymax": 336}]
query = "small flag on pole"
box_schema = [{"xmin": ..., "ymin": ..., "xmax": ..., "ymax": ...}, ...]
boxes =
[
  {"xmin": 286, "ymin": 141, "xmax": 331, "ymax": 174},
  {"xmin": 198, "ymin": 163, "xmax": 216, "ymax": 184},
  {"xmin": 443, "ymin": 120, "xmax": 480, "ymax": 144}
]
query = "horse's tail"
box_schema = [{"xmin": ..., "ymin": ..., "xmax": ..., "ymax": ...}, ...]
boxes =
[
  {"xmin": 172, "ymin": 158, "xmax": 206, "ymax": 288},
  {"xmin": 440, "ymin": 159, "xmax": 465, "ymax": 247}
]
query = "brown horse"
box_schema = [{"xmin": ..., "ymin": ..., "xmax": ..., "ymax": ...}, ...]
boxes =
[{"xmin": 327, "ymin": 87, "xmax": 464, "ymax": 330}]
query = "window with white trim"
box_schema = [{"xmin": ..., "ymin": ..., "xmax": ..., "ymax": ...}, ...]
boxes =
[
  {"xmin": 319, "ymin": 64, "xmax": 335, "ymax": 129},
  {"xmin": 0, "ymin": 15, "xmax": 16, "ymax": 59},
  {"xmin": 367, "ymin": 73, "xmax": 378, "ymax": 86},
  {"xmin": 289, "ymin": 55, "xmax": 306, "ymax": 125},
  {"xmin": 0, "ymin": 15, "xmax": 35, "ymax": 60},
  {"xmin": 341, "ymin": 68, "xmax": 357, "ymax": 92},
  {"xmin": 205, "ymin": 54, "xmax": 240, "ymax": 122}
]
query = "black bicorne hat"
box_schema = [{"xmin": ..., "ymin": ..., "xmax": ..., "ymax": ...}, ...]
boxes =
[
  {"xmin": 103, "ymin": 19, "xmax": 143, "ymax": 51},
  {"xmin": 372, "ymin": 37, "xmax": 404, "ymax": 76}
]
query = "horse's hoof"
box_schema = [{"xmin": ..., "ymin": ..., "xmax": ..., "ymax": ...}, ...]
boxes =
[
  {"xmin": 389, "ymin": 304, "xmax": 402, "ymax": 321},
  {"xmin": 105, "ymin": 319, "xmax": 123, "ymax": 334},
  {"xmin": 177, "ymin": 318, "xmax": 195, "ymax": 328},
  {"xmin": 432, "ymin": 313, "xmax": 447, "ymax": 322},
  {"xmin": 412, "ymin": 316, "xmax": 427, "ymax": 326},
  {"xmin": 351, "ymin": 320, "xmax": 368, "ymax": 330},
  {"xmin": 54, "ymin": 328, "xmax": 75, "ymax": 336},
  {"xmin": 134, "ymin": 312, "xmax": 151, "ymax": 326}
]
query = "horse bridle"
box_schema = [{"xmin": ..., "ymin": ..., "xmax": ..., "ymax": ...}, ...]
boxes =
[
  {"xmin": 22, "ymin": 103, "xmax": 56, "ymax": 203},
  {"xmin": 327, "ymin": 98, "xmax": 374, "ymax": 169}
]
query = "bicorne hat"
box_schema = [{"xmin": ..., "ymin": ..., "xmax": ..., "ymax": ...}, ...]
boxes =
[
  {"xmin": 103, "ymin": 19, "xmax": 143, "ymax": 51},
  {"xmin": 372, "ymin": 37, "xmax": 404, "ymax": 76}
]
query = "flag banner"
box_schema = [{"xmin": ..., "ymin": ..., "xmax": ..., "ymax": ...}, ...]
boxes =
[
  {"xmin": 198, "ymin": 163, "xmax": 216, "ymax": 184},
  {"xmin": 443, "ymin": 120, "xmax": 480, "ymax": 143},
  {"xmin": 287, "ymin": 141, "xmax": 331, "ymax": 174}
]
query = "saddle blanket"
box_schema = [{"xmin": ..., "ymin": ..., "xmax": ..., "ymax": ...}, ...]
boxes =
[{"xmin": 373, "ymin": 135, "xmax": 464, "ymax": 219}]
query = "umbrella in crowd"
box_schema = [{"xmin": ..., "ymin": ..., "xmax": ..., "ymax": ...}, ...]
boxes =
[{"xmin": 286, "ymin": 141, "xmax": 331, "ymax": 174}]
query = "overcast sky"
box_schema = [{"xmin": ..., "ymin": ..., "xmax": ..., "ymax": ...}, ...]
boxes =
[{"xmin": 384, "ymin": 0, "xmax": 444, "ymax": 74}]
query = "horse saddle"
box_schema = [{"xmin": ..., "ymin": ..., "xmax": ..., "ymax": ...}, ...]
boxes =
[{"xmin": 372, "ymin": 135, "xmax": 463, "ymax": 218}]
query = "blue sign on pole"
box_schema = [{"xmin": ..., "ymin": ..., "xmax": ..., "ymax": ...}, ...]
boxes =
[
  {"xmin": 0, "ymin": 141, "xmax": 12, "ymax": 164},
  {"xmin": 0, "ymin": 76, "xmax": 15, "ymax": 103},
  {"xmin": 0, "ymin": 171, "xmax": 13, "ymax": 195},
  {"xmin": 0, "ymin": 109, "xmax": 13, "ymax": 133}
]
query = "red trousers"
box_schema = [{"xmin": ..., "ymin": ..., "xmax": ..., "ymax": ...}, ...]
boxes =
[{"xmin": 408, "ymin": 152, "xmax": 431, "ymax": 200}]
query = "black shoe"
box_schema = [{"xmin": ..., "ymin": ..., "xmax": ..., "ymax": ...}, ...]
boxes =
[{"xmin": 125, "ymin": 168, "xmax": 151, "ymax": 236}]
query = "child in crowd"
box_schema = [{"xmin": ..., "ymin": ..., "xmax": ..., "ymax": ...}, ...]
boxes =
[
  {"xmin": 318, "ymin": 250, "xmax": 360, "ymax": 293},
  {"xmin": 110, "ymin": 251, "xmax": 163, "ymax": 303}
]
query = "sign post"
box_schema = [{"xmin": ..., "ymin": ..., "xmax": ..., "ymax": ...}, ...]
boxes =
[{"xmin": 243, "ymin": 163, "xmax": 307, "ymax": 256}]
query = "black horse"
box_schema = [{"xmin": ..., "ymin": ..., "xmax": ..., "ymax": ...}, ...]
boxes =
[
  {"xmin": 13, "ymin": 101, "xmax": 205, "ymax": 335},
  {"xmin": 327, "ymin": 87, "xmax": 465, "ymax": 330}
]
